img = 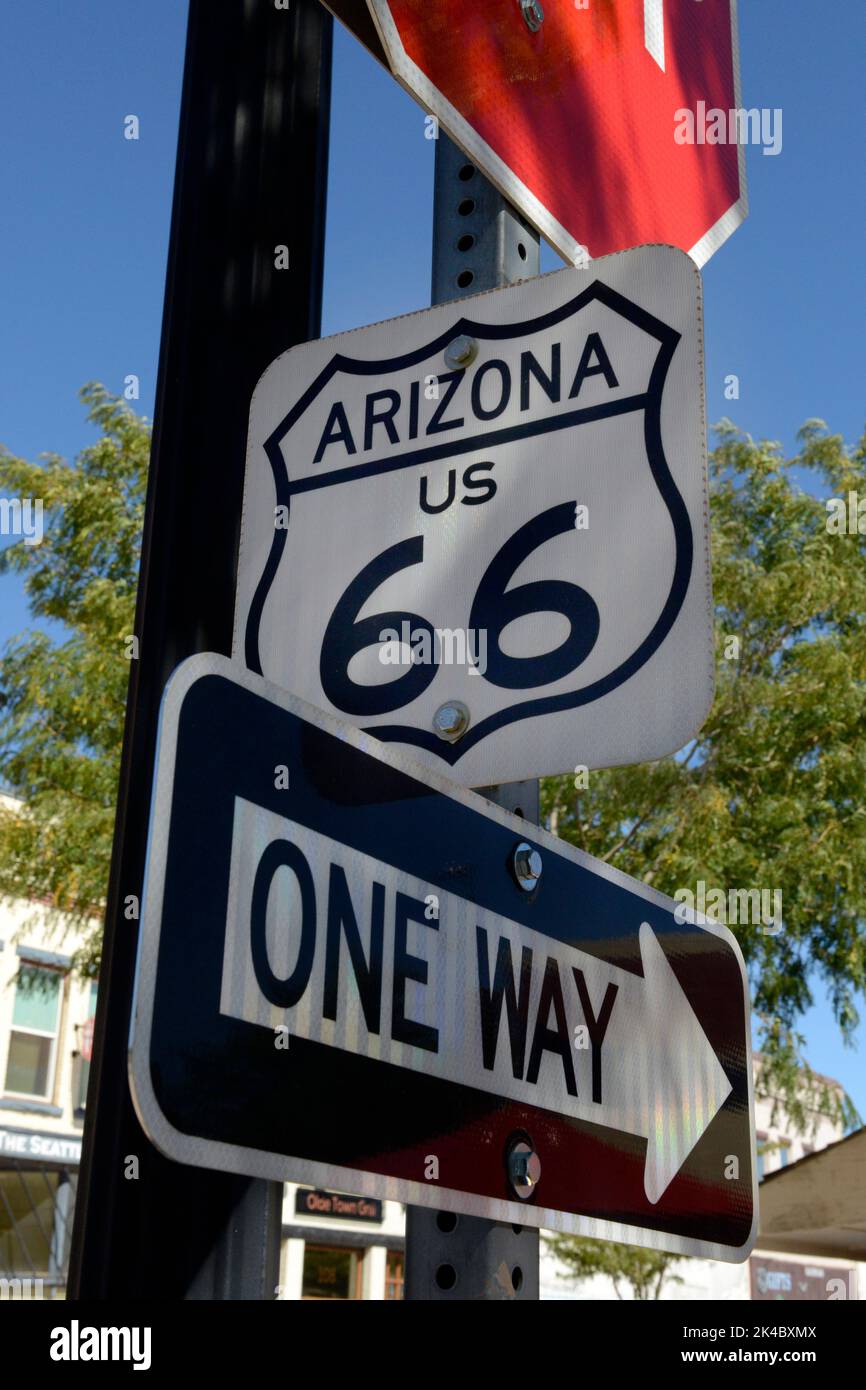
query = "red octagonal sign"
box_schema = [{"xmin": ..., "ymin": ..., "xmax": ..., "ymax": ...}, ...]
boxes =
[{"xmin": 366, "ymin": 0, "xmax": 747, "ymax": 266}]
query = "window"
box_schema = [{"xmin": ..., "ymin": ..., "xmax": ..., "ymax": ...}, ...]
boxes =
[
  {"xmin": 0, "ymin": 1167, "xmax": 78, "ymax": 1291},
  {"xmin": 301, "ymin": 1246, "xmax": 362, "ymax": 1300},
  {"xmin": 4, "ymin": 965, "xmax": 63, "ymax": 1099},
  {"xmin": 778, "ymin": 1142, "xmax": 791, "ymax": 1168},
  {"xmin": 74, "ymin": 982, "xmax": 98, "ymax": 1112},
  {"xmin": 385, "ymin": 1250, "xmax": 404, "ymax": 1300}
]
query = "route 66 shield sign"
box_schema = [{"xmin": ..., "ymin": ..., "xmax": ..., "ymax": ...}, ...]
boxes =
[{"xmin": 233, "ymin": 245, "xmax": 713, "ymax": 788}]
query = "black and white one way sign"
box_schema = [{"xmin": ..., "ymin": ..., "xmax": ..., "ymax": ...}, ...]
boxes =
[
  {"xmin": 130, "ymin": 655, "xmax": 756, "ymax": 1260},
  {"xmin": 233, "ymin": 245, "xmax": 713, "ymax": 787}
]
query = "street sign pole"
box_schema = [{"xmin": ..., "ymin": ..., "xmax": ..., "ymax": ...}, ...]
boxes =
[
  {"xmin": 68, "ymin": 0, "xmax": 333, "ymax": 1299},
  {"xmin": 404, "ymin": 133, "xmax": 542, "ymax": 1300}
]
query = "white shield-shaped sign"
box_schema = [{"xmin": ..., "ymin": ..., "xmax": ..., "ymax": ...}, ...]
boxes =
[{"xmin": 234, "ymin": 245, "xmax": 713, "ymax": 787}]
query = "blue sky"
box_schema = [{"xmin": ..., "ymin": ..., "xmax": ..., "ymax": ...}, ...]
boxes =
[{"xmin": 1, "ymin": 2, "xmax": 864, "ymax": 1114}]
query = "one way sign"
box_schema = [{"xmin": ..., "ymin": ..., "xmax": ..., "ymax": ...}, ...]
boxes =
[{"xmin": 130, "ymin": 655, "xmax": 757, "ymax": 1259}]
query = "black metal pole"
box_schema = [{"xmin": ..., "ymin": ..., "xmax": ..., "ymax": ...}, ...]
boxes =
[
  {"xmin": 68, "ymin": 0, "xmax": 332, "ymax": 1300},
  {"xmin": 404, "ymin": 133, "xmax": 542, "ymax": 1301}
]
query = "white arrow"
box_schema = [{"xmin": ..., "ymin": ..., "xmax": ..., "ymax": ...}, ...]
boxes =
[
  {"xmin": 221, "ymin": 800, "xmax": 734, "ymax": 1206},
  {"xmin": 635, "ymin": 922, "xmax": 732, "ymax": 1202}
]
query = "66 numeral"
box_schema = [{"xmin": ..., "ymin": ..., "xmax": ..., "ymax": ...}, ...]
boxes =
[{"xmin": 319, "ymin": 502, "xmax": 599, "ymax": 717}]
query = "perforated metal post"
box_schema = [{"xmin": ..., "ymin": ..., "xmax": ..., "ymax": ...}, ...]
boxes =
[
  {"xmin": 404, "ymin": 132, "xmax": 542, "ymax": 1301},
  {"xmin": 431, "ymin": 133, "xmax": 541, "ymax": 302}
]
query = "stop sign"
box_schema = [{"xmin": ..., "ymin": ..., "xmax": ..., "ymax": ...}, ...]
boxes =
[{"xmin": 366, "ymin": 0, "xmax": 746, "ymax": 266}]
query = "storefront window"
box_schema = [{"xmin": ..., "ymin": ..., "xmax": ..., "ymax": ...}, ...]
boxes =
[
  {"xmin": 301, "ymin": 1246, "xmax": 361, "ymax": 1300},
  {"xmin": 4, "ymin": 965, "xmax": 62, "ymax": 1099},
  {"xmin": 385, "ymin": 1250, "xmax": 404, "ymax": 1300},
  {"xmin": 0, "ymin": 1162, "xmax": 73, "ymax": 1278}
]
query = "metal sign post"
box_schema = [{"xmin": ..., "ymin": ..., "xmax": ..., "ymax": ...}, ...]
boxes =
[
  {"xmin": 405, "ymin": 133, "xmax": 542, "ymax": 1300},
  {"xmin": 68, "ymin": 0, "xmax": 333, "ymax": 1299}
]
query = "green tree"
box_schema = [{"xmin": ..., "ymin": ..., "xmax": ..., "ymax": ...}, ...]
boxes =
[
  {"xmin": 544, "ymin": 1234, "xmax": 685, "ymax": 1300},
  {"xmin": 1, "ymin": 392, "xmax": 865, "ymax": 1125},
  {"xmin": 0, "ymin": 384, "xmax": 148, "ymax": 974},
  {"xmin": 544, "ymin": 420, "xmax": 864, "ymax": 1297},
  {"xmin": 545, "ymin": 420, "xmax": 866, "ymax": 1131}
]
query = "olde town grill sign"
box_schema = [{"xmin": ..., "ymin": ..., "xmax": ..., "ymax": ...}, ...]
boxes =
[{"xmin": 295, "ymin": 1187, "xmax": 383, "ymax": 1223}]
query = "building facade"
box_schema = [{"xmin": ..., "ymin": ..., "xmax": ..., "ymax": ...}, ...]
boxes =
[
  {"xmin": 0, "ymin": 894, "xmax": 94, "ymax": 1299},
  {"xmin": 540, "ymin": 1070, "xmax": 865, "ymax": 1301},
  {"xmin": 277, "ymin": 1185, "xmax": 405, "ymax": 1300},
  {"xmin": 1, "ymin": 869, "xmax": 861, "ymax": 1301}
]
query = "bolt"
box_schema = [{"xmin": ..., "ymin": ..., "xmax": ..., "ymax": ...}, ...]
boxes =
[
  {"xmin": 508, "ymin": 1141, "xmax": 541, "ymax": 1199},
  {"xmin": 513, "ymin": 841, "xmax": 542, "ymax": 892},
  {"xmin": 519, "ymin": 0, "xmax": 544, "ymax": 33},
  {"xmin": 432, "ymin": 700, "xmax": 470, "ymax": 743},
  {"xmin": 444, "ymin": 335, "xmax": 478, "ymax": 370}
]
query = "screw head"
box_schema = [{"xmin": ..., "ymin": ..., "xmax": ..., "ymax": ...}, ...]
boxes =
[
  {"xmin": 513, "ymin": 842, "xmax": 542, "ymax": 892},
  {"xmin": 432, "ymin": 700, "xmax": 470, "ymax": 743},
  {"xmin": 508, "ymin": 1141, "xmax": 541, "ymax": 1199},
  {"xmin": 520, "ymin": 0, "xmax": 544, "ymax": 33},
  {"xmin": 444, "ymin": 335, "xmax": 478, "ymax": 370}
]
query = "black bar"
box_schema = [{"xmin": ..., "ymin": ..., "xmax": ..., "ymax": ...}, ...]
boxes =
[{"xmin": 68, "ymin": 0, "xmax": 332, "ymax": 1299}]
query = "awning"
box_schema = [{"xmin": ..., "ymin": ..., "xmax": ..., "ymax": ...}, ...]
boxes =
[
  {"xmin": 0, "ymin": 1125, "xmax": 81, "ymax": 1292},
  {"xmin": 758, "ymin": 1127, "xmax": 866, "ymax": 1261}
]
